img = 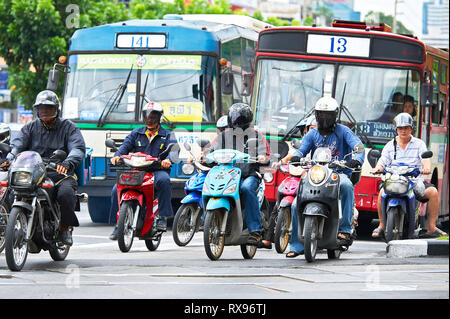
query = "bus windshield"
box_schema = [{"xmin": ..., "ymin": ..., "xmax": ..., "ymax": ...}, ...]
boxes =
[
  {"xmin": 63, "ymin": 54, "xmax": 217, "ymax": 123},
  {"xmin": 253, "ymin": 59, "xmax": 420, "ymax": 140}
]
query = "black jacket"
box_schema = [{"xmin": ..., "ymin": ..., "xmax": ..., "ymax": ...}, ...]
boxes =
[{"xmin": 8, "ymin": 118, "xmax": 86, "ymax": 175}]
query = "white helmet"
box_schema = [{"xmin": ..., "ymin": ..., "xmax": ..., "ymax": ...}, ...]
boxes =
[
  {"xmin": 142, "ymin": 101, "xmax": 164, "ymax": 121},
  {"xmin": 393, "ymin": 112, "xmax": 413, "ymax": 128},
  {"xmin": 314, "ymin": 96, "xmax": 339, "ymax": 112}
]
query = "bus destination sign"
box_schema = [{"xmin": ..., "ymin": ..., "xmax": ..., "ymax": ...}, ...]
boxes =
[
  {"xmin": 307, "ymin": 34, "xmax": 370, "ymax": 58},
  {"xmin": 116, "ymin": 33, "xmax": 166, "ymax": 49}
]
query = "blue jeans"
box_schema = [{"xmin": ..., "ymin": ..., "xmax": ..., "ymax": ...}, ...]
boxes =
[
  {"xmin": 240, "ymin": 176, "xmax": 262, "ymax": 233},
  {"xmin": 288, "ymin": 173, "xmax": 354, "ymax": 253},
  {"xmin": 110, "ymin": 170, "xmax": 173, "ymax": 223}
]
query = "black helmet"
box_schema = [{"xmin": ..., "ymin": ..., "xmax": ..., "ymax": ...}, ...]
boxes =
[
  {"xmin": 33, "ymin": 90, "xmax": 60, "ymax": 120},
  {"xmin": 228, "ymin": 103, "xmax": 253, "ymax": 129}
]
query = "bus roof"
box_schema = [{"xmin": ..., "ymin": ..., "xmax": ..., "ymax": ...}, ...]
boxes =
[{"xmin": 69, "ymin": 15, "xmax": 267, "ymax": 52}]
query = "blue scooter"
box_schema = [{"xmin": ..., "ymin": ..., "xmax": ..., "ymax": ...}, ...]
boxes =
[
  {"xmin": 368, "ymin": 149, "xmax": 433, "ymax": 242},
  {"xmin": 201, "ymin": 142, "xmax": 271, "ymax": 261},
  {"xmin": 172, "ymin": 140, "xmax": 211, "ymax": 246}
]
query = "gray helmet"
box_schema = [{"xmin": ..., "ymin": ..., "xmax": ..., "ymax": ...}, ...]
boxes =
[
  {"xmin": 393, "ymin": 112, "xmax": 413, "ymax": 128},
  {"xmin": 33, "ymin": 90, "xmax": 60, "ymax": 119}
]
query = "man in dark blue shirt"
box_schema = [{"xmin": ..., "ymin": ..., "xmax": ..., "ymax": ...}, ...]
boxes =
[{"xmin": 109, "ymin": 102, "xmax": 177, "ymax": 240}]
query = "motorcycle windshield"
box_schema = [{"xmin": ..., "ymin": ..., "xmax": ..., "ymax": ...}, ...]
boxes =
[
  {"xmin": 10, "ymin": 151, "xmax": 43, "ymax": 171},
  {"xmin": 312, "ymin": 147, "xmax": 332, "ymax": 163}
]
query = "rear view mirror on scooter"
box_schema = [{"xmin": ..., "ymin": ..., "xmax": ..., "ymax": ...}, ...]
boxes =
[
  {"xmin": 0, "ymin": 142, "xmax": 12, "ymax": 154},
  {"xmin": 292, "ymin": 139, "xmax": 301, "ymax": 150},
  {"xmin": 353, "ymin": 143, "xmax": 365, "ymax": 154},
  {"xmin": 367, "ymin": 149, "xmax": 381, "ymax": 168},
  {"xmin": 183, "ymin": 142, "xmax": 191, "ymax": 152},
  {"xmin": 159, "ymin": 143, "xmax": 179, "ymax": 159},
  {"xmin": 198, "ymin": 139, "xmax": 211, "ymax": 149},
  {"xmin": 51, "ymin": 150, "xmax": 67, "ymax": 161},
  {"xmin": 421, "ymin": 151, "xmax": 433, "ymax": 159},
  {"xmin": 105, "ymin": 139, "xmax": 118, "ymax": 152}
]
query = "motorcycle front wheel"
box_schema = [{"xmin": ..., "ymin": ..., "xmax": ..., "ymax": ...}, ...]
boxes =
[
  {"xmin": 203, "ymin": 210, "xmax": 225, "ymax": 260},
  {"xmin": 385, "ymin": 207, "xmax": 403, "ymax": 242},
  {"xmin": 172, "ymin": 203, "xmax": 200, "ymax": 247},
  {"xmin": 145, "ymin": 235, "xmax": 161, "ymax": 251},
  {"xmin": 274, "ymin": 207, "xmax": 291, "ymax": 254},
  {"xmin": 117, "ymin": 201, "xmax": 136, "ymax": 252},
  {"xmin": 5, "ymin": 207, "xmax": 29, "ymax": 271},
  {"xmin": 304, "ymin": 215, "xmax": 319, "ymax": 263}
]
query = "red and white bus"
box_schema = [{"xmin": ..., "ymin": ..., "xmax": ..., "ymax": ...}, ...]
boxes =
[{"xmin": 252, "ymin": 20, "xmax": 448, "ymax": 226}]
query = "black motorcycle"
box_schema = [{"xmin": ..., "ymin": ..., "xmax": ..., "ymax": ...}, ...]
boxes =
[
  {"xmin": 0, "ymin": 143, "xmax": 87, "ymax": 271},
  {"xmin": 295, "ymin": 144, "xmax": 364, "ymax": 262}
]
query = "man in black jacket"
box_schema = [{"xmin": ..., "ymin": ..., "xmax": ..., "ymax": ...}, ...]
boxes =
[
  {"xmin": 205, "ymin": 103, "xmax": 270, "ymax": 246},
  {"xmin": 4, "ymin": 90, "xmax": 86, "ymax": 245}
]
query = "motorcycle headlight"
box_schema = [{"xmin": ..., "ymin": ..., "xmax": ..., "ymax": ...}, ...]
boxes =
[
  {"xmin": 310, "ymin": 165, "xmax": 326, "ymax": 184},
  {"xmin": 263, "ymin": 172, "xmax": 273, "ymax": 183},
  {"xmin": 223, "ymin": 183, "xmax": 237, "ymax": 195},
  {"xmin": 182, "ymin": 163, "xmax": 195, "ymax": 175},
  {"xmin": 213, "ymin": 152, "xmax": 235, "ymax": 164},
  {"xmin": 12, "ymin": 171, "xmax": 32, "ymax": 186}
]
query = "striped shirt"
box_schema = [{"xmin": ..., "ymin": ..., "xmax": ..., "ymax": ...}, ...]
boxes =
[{"xmin": 378, "ymin": 135, "xmax": 428, "ymax": 170}]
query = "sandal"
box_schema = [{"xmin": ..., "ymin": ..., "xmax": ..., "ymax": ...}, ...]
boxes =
[
  {"xmin": 286, "ymin": 250, "xmax": 304, "ymax": 258},
  {"xmin": 247, "ymin": 231, "xmax": 262, "ymax": 246},
  {"xmin": 419, "ymin": 228, "xmax": 448, "ymax": 239},
  {"xmin": 337, "ymin": 232, "xmax": 353, "ymax": 246},
  {"xmin": 372, "ymin": 227, "xmax": 385, "ymax": 239}
]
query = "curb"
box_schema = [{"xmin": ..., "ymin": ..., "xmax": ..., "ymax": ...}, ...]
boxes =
[{"xmin": 386, "ymin": 239, "xmax": 449, "ymax": 258}]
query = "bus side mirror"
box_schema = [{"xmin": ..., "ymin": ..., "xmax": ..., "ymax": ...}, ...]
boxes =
[
  {"xmin": 105, "ymin": 139, "xmax": 118, "ymax": 152},
  {"xmin": 222, "ymin": 71, "xmax": 234, "ymax": 95},
  {"xmin": 241, "ymin": 73, "xmax": 252, "ymax": 97},
  {"xmin": 47, "ymin": 68, "xmax": 60, "ymax": 92},
  {"xmin": 420, "ymin": 83, "xmax": 432, "ymax": 107}
]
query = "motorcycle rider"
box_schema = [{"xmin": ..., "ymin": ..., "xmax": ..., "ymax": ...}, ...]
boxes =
[
  {"xmin": 109, "ymin": 102, "xmax": 178, "ymax": 240},
  {"xmin": 204, "ymin": 103, "xmax": 271, "ymax": 247},
  {"xmin": 371, "ymin": 112, "xmax": 447, "ymax": 239},
  {"xmin": 286, "ymin": 96, "xmax": 365, "ymax": 257},
  {"xmin": 1, "ymin": 90, "xmax": 86, "ymax": 246}
]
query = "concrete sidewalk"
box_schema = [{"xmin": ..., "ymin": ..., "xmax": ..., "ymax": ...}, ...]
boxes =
[{"xmin": 387, "ymin": 239, "xmax": 449, "ymax": 258}]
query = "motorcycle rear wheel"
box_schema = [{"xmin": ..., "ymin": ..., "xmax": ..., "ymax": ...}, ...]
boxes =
[
  {"xmin": 49, "ymin": 243, "xmax": 70, "ymax": 261},
  {"xmin": 117, "ymin": 201, "xmax": 136, "ymax": 252},
  {"xmin": 203, "ymin": 210, "xmax": 225, "ymax": 260},
  {"xmin": 0, "ymin": 198, "xmax": 11, "ymax": 254},
  {"xmin": 304, "ymin": 215, "xmax": 319, "ymax": 263},
  {"xmin": 5, "ymin": 207, "xmax": 29, "ymax": 271},
  {"xmin": 240, "ymin": 244, "xmax": 257, "ymax": 259},
  {"xmin": 274, "ymin": 207, "xmax": 291, "ymax": 254},
  {"xmin": 172, "ymin": 203, "xmax": 200, "ymax": 247}
]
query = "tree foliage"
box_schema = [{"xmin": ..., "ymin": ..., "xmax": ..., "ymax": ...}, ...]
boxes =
[{"xmin": 365, "ymin": 11, "xmax": 413, "ymax": 35}]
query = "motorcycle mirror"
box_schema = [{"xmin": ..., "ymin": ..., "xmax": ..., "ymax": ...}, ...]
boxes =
[
  {"xmin": 197, "ymin": 139, "xmax": 211, "ymax": 149},
  {"xmin": 272, "ymin": 153, "xmax": 281, "ymax": 161},
  {"xmin": 421, "ymin": 150, "xmax": 433, "ymax": 159},
  {"xmin": 353, "ymin": 143, "xmax": 365, "ymax": 154},
  {"xmin": 292, "ymin": 139, "xmax": 301, "ymax": 149},
  {"xmin": 105, "ymin": 139, "xmax": 118, "ymax": 152},
  {"xmin": 367, "ymin": 149, "xmax": 381, "ymax": 168},
  {"xmin": 51, "ymin": 150, "xmax": 67, "ymax": 161},
  {"xmin": 159, "ymin": 143, "xmax": 179, "ymax": 158},
  {"xmin": 0, "ymin": 142, "xmax": 12, "ymax": 154},
  {"xmin": 184, "ymin": 141, "xmax": 191, "ymax": 152}
]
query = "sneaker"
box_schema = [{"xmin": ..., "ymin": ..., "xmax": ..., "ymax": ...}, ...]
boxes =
[
  {"xmin": 109, "ymin": 226, "xmax": 118, "ymax": 241},
  {"xmin": 155, "ymin": 217, "xmax": 167, "ymax": 231}
]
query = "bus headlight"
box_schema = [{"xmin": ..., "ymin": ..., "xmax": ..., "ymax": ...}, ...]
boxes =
[
  {"xmin": 310, "ymin": 165, "xmax": 326, "ymax": 184},
  {"xmin": 182, "ymin": 163, "xmax": 195, "ymax": 175}
]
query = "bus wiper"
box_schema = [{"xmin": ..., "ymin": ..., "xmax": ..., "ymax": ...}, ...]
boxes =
[
  {"xmin": 97, "ymin": 65, "xmax": 133, "ymax": 127},
  {"xmin": 272, "ymin": 65, "xmax": 320, "ymax": 73},
  {"xmin": 337, "ymin": 83, "xmax": 373, "ymax": 148},
  {"xmin": 281, "ymin": 107, "xmax": 314, "ymax": 142}
]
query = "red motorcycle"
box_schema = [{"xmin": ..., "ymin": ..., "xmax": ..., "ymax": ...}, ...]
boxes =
[
  {"xmin": 273, "ymin": 163, "xmax": 303, "ymax": 253},
  {"xmin": 106, "ymin": 139, "xmax": 176, "ymax": 253}
]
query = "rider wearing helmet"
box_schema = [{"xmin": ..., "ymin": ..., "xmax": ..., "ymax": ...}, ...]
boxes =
[
  {"xmin": 371, "ymin": 112, "xmax": 447, "ymax": 239},
  {"xmin": 3, "ymin": 90, "xmax": 86, "ymax": 245},
  {"xmin": 205, "ymin": 103, "xmax": 271, "ymax": 247},
  {"xmin": 286, "ymin": 96, "xmax": 365, "ymax": 257},
  {"xmin": 109, "ymin": 102, "xmax": 178, "ymax": 239}
]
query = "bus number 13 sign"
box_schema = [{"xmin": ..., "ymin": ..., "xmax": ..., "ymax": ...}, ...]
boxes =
[{"xmin": 307, "ymin": 34, "xmax": 370, "ymax": 58}]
